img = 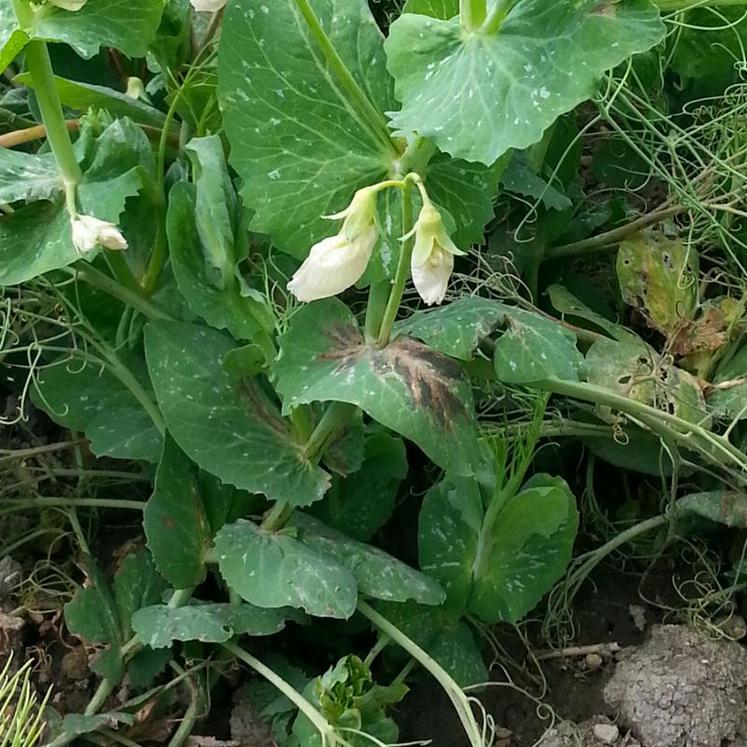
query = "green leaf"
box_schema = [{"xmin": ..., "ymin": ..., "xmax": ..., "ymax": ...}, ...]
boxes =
[
  {"xmin": 471, "ymin": 475, "xmax": 578, "ymax": 623},
  {"xmin": 62, "ymin": 714, "xmax": 134, "ymax": 740},
  {"xmin": 26, "ymin": 0, "xmax": 165, "ymax": 58},
  {"xmin": 112, "ymin": 551, "xmax": 169, "ymax": 640},
  {"xmin": 418, "ymin": 475, "xmax": 482, "ymax": 611},
  {"xmin": 419, "ymin": 474, "xmax": 578, "ymax": 623},
  {"xmin": 273, "ymin": 299, "xmax": 483, "ymax": 476},
  {"xmin": 290, "ymin": 513, "xmax": 444, "ymax": 605},
  {"xmin": 64, "ymin": 561, "xmax": 124, "ymax": 682},
  {"xmin": 144, "ymin": 437, "xmax": 212, "ymax": 590},
  {"xmin": 168, "ymin": 181, "xmax": 271, "ymax": 341},
  {"xmin": 15, "ymin": 73, "xmax": 168, "ymax": 128},
  {"xmin": 0, "ymin": 28, "xmax": 28, "ymax": 75},
  {"xmin": 127, "ymin": 647, "xmax": 171, "ymax": 689},
  {"xmin": 0, "ymin": 117, "xmax": 149, "ymax": 286},
  {"xmin": 402, "ymin": 0, "xmax": 457, "ymax": 17},
  {"xmin": 500, "ymin": 151, "xmax": 571, "ymax": 211},
  {"xmin": 144, "ymin": 321, "xmax": 330, "ymax": 506},
  {"xmin": 132, "ymin": 603, "xmax": 295, "ymax": 649},
  {"xmin": 385, "ymin": 0, "xmax": 665, "ymax": 165},
  {"xmin": 214, "ymin": 519, "xmax": 358, "ymax": 619},
  {"xmin": 708, "ymin": 344, "xmax": 747, "ymax": 422},
  {"xmin": 217, "ymin": 0, "xmax": 394, "ymax": 260},
  {"xmin": 394, "ymin": 297, "xmax": 505, "ymax": 360},
  {"xmin": 377, "ymin": 602, "xmax": 488, "ymax": 687},
  {"xmin": 547, "ymin": 284, "xmax": 627, "ymax": 340},
  {"xmin": 426, "ymin": 152, "xmax": 508, "ymax": 248},
  {"xmin": 677, "ymin": 490, "xmax": 747, "ymax": 529},
  {"xmin": 32, "ymin": 355, "xmax": 163, "ymax": 462},
  {"xmin": 311, "ymin": 429, "xmax": 407, "ymax": 541},
  {"xmin": 0, "ymin": 149, "xmax": 59, "ymax": 204},
  {"xmin": 493, "ymin": 307, "xmax": 583, "ymax": 384}
]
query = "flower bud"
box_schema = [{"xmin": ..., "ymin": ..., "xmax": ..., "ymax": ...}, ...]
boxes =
[
  {"xmin": 71, "ymin": 215, "xmax": 128, "ymax": 254},
  {"xmin": 407, "ymin": 202, "xmax": 464, "ymax": 306}
]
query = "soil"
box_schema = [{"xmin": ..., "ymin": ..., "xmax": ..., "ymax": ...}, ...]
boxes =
[{"xmin": 396, "ymin": 566, "xmax": 745, "ymax": 747}]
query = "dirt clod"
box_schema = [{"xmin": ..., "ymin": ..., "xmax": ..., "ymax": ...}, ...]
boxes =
[{"xmin": 604, "ymin": 624, "xmax": 747, "ymax": 746}]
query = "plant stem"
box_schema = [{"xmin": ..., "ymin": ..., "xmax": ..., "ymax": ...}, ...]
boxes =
[
  {"xmin": 222, "ymin": 642, "xmax": 340, "ymax": 745},
  {"xmin": 377, "ymin": 179, "xmax": 414, "ymax": 347},
  {"xmin": 357, "ymin": 601, "xmax": 487, "ymax": 747},
  {"xmin": 22, "ymin": 40, "xmax": 82, "ymax": 196},
  {"xmin": 364, "ymin": 282, "xmax": 389, "ymax": 343},
  {"xmin": 460, "ymin": 0, "xmax": 487, "ymax": 30},
  {"xmin": 653, "ymin": 0, "xmax": 747, "ymax": 8},
  {"xmin": 293, "ymin": 0, "xmax": 396, "ymax": 157},
  {"xmin": 543, "ymin": 205, "xmax": 683, "ymax": 261},
  {"xmin": 261, "ymin": 500, "xmax": 293, "ymax": 532},
  {"xmin": 542, "ymin": 378, "xmax": 747, "ymax": 483},
  {"xmin": 481, "ymin": 0, "xmax": 516, "ymax": 34},
  {"xmin": 303, "ymin": 401, "xmax": 357, "ymax": 462},
  {"xmin": 66, "ymin": 265, "xmax": 176, "ymax": 321},
  {"xmin": 1, "ymin": 497, "xmax": 146, "ymax": 512}
]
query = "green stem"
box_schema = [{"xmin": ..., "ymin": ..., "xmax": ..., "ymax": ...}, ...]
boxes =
[
  {"xmin": 460, "ymin": 0, "xmax": 487, "ymax": 30},
  {"xmin": 653, "ymin": 0, "xmax": 747, "ymax": 8},
  {"xmin": 543, "ymin": 206, "xmax": 683, "ymax": 261},
  {"xmin": 377, "ymin": 179, "xmax": 414, "ymax": 347},
  {"xmin": 303, "ymin": 402, "xmax": 357, "ymax": 462},
  {"xmin": 481, "ymin": 0, "xmax": 516, "ymax": 34},
  {"xmin": 397, "ymin": 137, "xmax": 437, "ymax": 178},
  {"xmin": 261, "ymin": 500, "xmax": 293, "ymax": 532},
  {"xmin": 222, "ymin": 642, "xmax": 343, "ymax": 746},
  {"xmin": 364, "ymin": 282, "xmax": 389, "ymax": 344},
  {"xmin": 293, "ymin": 0, "xmax": 395, "ymax": 157},
  {"xmin": 104, "ymin": 252, "xmax": 142, "ymax": 298},
  {"xmin": 357, "ymin": 601, "xmax": 487, "ymax": 747},
  {"xmin": 67, "ymin": 265, "xmax": 176, "ymax": 321},
  {"xmin": 542, "ymin": 378, "xmax": 747, "ymax": 482},
  {"xmin": 22, "ymin": 40, "xmax": 82, "ymax": 194},
  {"xmin": 1, "ymin": 497, "xmax": 146, "ymax": 513}
]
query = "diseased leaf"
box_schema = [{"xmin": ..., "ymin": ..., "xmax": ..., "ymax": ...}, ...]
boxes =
[
  {"xmin": 214, "ymin": 519, "xmax": 358, "ymax": 619},
  {"xmin": 112, "ymin": 551, "xmax": 169, "ymax": 640},
  {"xmin": 500, "ymin": 152, "xmax": 571, "ymax": 211},
  {"xmin": 63, "ymin": 714, "xmax": 134, "ymax": 740},
  {"xmin": 290, "ymin": 513, "xmax": 444, "ymax": 605},
  {"xmin": 708, "ymin": 344, "xmax": 747, "ymax": 422},
  {"xmin": 386, "ymin": 0, "xmax": 665, "ymax": 165},
  {"xmin": 145, "ymin": 321, "xmax": 330, "ymax": 506},
  {"xmin": 273, "ymin": 299, "xmax": 483, "ymax": 476},
  {"xmin": 132, "ymin": 603, "xmax": 296, "ymax": 649},
  {"xmin": 0, "ymin": 148, "xmax": 58, "ymax": 204}
]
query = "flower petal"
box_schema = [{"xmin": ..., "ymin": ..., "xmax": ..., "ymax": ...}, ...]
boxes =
[
  {"xmin": 288, "ymin": 226, "xmax": 377, "ymax": 303},
  {"xmin": 411, "ymin": 246, "xmax": 454, "ymax": 306}
]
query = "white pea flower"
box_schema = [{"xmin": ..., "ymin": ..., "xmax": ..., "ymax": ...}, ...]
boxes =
[
  {"xmin": 190, "ymin": 0, "xmax": 227, "ymax": 11},
  {"xmin": 407, "ymin": 202, "xmax": 465, "ymax": 306},
  {"xmin": 71, "ymin": 215, "xmax": 128, "ymax": 254},
  {"xmin": 287, "ymin": 187, "xmax": 379, "ymax": 303}
]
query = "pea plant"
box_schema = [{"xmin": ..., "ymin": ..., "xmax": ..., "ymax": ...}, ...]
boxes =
[{"xmin": 1, "ymin": 0, "xmax": 746, "ymax": 745}]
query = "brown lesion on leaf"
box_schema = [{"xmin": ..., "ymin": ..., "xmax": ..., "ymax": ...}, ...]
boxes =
[
  {"xmin": 320, "ymin": 324, "xmax": 468, "ymax": 429},
  {"xmin": 720, "ymin": 491, "xmax": 747, "ymax": 527},
  {"xmin": 239, "ymin": 377, "xmax": 290, "ymax": 437}
]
